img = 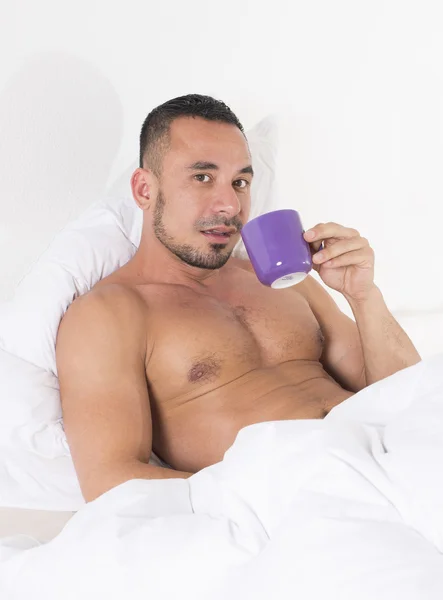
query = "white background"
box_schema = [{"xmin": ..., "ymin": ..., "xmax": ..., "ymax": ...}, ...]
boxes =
[{"xmin": 1, "ymin": 0, "xmax": 443, "ymax": 352}]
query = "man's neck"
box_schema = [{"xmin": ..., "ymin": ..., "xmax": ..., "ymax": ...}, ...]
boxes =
[{"xmin": 125, "ymin": 244, "xmax": 228, "ymax": 291}]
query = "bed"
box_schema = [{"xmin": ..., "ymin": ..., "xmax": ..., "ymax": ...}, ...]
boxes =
[{"xmin": 1, "ymin": 114, "xmax": 443, "ymax": 599}]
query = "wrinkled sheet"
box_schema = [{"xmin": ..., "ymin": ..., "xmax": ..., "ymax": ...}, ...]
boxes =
[{"xmin": 1, "ymin": 355, "xmax": 443, "ymax": 600}]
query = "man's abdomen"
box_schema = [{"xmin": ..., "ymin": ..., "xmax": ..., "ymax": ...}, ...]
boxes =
[{"xmin": 151, "ymin": 360, "xmax": 355, "ymax": 473}]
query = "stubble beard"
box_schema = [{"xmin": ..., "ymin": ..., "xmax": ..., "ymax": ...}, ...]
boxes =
[{"xmin": 152, "ymin": 190, "xmax": 234, "ymax": 270}]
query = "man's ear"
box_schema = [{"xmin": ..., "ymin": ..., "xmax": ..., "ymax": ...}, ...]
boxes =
[{"xmin": 131, "ymin": 168, "xmax": 158, "ymax": 210}]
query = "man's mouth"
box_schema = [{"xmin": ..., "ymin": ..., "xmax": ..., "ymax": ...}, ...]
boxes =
[{"xmin": 201, "ymin": 227, "xmax": 236, "ymax": 243}]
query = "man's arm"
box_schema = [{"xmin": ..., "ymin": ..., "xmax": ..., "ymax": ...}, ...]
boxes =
[
  {"xmin": 299, "ymin": 275, "xmax": 421, "ymax": 390},
  {"xmin": 298, "ymin": 275, "xmax": 367, "ymax": 392},
  {"xmin": 55, "ymin": 284, "xmax": 191, "ymax": 503},
  {"xmin": 300, "ymin": 222, "xmax": 422, "ymax": 388},
  {"xmin": 343, "ymin": 284, "xmax": 421, "ymax": 386}
]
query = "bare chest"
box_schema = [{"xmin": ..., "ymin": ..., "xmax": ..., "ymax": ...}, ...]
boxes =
[{"xmin": 141, "ymin": 277, "xmax": 325, "ymax": 402}]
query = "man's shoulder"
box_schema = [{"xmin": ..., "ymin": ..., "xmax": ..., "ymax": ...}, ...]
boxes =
[
  {"xmin": 57, "ymin": 282, "xmax": 148, "ymax": 363},
  {"xmin": 62, "ymin": 281, "xmax": 147, "ymax": 335},
  {"xmin": 82, "ymin": 280, "xmax": 144, "ymax": 308}
]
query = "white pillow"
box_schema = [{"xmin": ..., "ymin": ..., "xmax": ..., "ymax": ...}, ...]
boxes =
[{"xmin": 0, "ymin": 116, "xmax": 280, "ymax": 511}]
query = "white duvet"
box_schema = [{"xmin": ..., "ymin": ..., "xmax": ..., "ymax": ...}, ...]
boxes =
[{"xmin": 1, "ymin": 354, "xmax": 443, "ymax": 600}]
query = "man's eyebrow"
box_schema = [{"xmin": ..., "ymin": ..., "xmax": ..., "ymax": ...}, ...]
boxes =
[
  {"xmin": 239, "ymin": 165, "xmax": 254, "ymax": 177},
  {"xmin": 187, "ymin": 161, "xmax": 254, "ymax": 176},
  {"xmin": 187, "ymin": 161, "xmax": 219, "ymax": 171}
]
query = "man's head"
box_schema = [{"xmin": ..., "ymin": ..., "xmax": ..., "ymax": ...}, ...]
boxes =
[{"xmin": 131, "ymin": 94, "xmax": 253, "ymax": 271}]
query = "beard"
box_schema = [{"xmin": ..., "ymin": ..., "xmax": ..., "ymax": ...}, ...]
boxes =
[{"xmin": 152, "ymin": 190, "xmax": 236, "ymax": 270}]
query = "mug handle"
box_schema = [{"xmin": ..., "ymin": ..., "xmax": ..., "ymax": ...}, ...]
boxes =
[{"xmin": 302, "ymin": 230, "xmax": 324, "ymax": 252}]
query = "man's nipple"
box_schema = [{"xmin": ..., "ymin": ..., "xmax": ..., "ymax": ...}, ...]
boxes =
[{"xmin": 187, "ymin": 356, "xmax": 221, "ymax": 384}]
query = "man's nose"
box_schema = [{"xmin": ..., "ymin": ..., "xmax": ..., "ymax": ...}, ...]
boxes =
[{"xmin": 211, "ymin": 186, "xmax": 241, "ymax": 217}]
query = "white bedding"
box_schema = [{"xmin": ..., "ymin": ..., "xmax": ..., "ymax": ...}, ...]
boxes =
[{"xmin": 1, "ymin": 354, "xmax": 443, "ymax": 600}]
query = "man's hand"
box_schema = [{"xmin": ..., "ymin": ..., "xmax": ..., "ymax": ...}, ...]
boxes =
[{"xmin": 303, "ymin": 222, "xmax": 375, "ymax": 303}]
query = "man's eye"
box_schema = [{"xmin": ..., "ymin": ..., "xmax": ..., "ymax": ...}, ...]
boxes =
[
  {"xmin": 234, "ymin": 179, "xmax": 249, "ymax": 189},
  {"xmin": 194, "ymin": 174, "xmax": 211, "ymax": 183}
]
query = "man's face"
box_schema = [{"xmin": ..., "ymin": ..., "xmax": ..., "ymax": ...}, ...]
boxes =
[{"xmin": 150, "ymin": 117, "xmax": 253, "ymax": 270}]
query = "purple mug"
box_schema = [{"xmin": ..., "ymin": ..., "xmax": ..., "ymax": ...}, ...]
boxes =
[{"xmin": 240, "ymin": 209, "xmax": 313, "ymax": 288}]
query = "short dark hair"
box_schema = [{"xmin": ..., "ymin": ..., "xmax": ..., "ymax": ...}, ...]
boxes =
[{"xmin": 139, "ymin": 94, "xmax": 245, "ymax": 175}]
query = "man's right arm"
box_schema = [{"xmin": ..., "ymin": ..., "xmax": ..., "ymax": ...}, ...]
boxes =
[{"xmin": 55, "ymin": 284, "xmax": 191, "ymax": 503}]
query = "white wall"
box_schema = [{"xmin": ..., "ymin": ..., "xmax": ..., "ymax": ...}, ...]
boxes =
[{"xmin": 1, "ymin": 0, "xmax": 443, "ymax": 324}]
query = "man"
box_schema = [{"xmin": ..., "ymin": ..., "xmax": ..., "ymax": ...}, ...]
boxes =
[{"xmin": 55, "ymin": 94, "xmax": 421, "ymax": 503}]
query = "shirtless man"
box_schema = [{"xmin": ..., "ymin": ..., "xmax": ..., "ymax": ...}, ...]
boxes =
[{"xmin": 55, "ymin": 94, "xmax": 421, "ymax": 503}]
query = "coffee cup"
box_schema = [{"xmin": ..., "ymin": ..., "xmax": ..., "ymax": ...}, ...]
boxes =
[{"xmin": 240, "ymin": 209, "xmax": 313, "ymax": 288}]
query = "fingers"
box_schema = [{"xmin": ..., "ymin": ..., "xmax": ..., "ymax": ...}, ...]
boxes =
[
  {"xmin": 304, "ymin": 223, "xmax": 360, "ymax": 243},
  {"xmin": 319, "ymin": 248, "xmax": 374, "ymax": 268},
  {"xmin": 312, "ymin": 237, "xmax": 368, "ymax": 265}
]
